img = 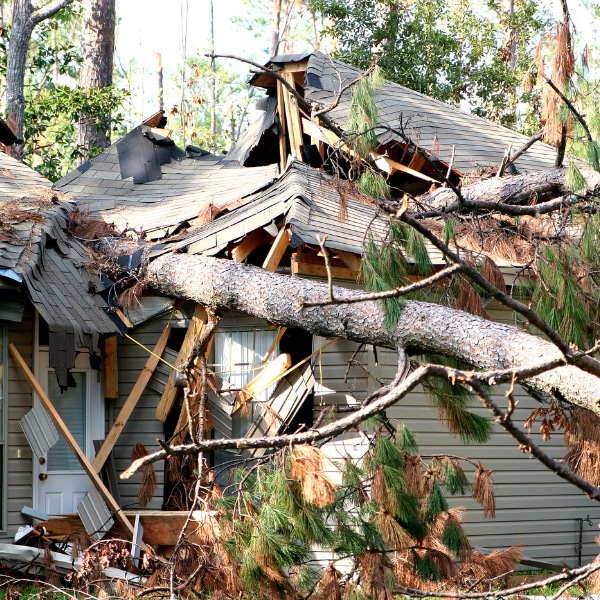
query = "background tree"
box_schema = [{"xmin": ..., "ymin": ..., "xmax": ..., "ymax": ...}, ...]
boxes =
[
  {"xmin": 76, "ymin": 0, "xmax": 116, "ymax": 162},
  {"xmin": 311, "ymin": 0, "xmax": 549, "ymax": 129},
  {"xmin": 5, "ymin": 0, "xmax": 75, "ymax": 160}
]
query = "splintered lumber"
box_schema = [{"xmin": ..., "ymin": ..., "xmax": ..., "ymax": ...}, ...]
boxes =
[
  {"xmin": 372, "ymin": 155, "xmax": 438, "ymax": 183},
  {"xmin": 8, "ymin": 344, "xmax": 138, "ymax": 544},
  {"xmin": 262, "ymin": 326, "xmax": 287, "ymax": 363},
  {"xmin": 232, "ymin": 228, "xmax": 274, "ymax": 263},
  {"xmin": 281, "ymin": 72, "xmax": 303, "ymax": 159},
  {"xmin": 103, "ymin": 337, "xmax": 119, "ymax": 399},
  {"xmin": 335, "ymin": 250, "xmax": 362, "ymax": 272},
  {"xmin": 93, "ymin": 324, "xmax": 171, "ymax": 473},
  {"xmin": 232, "ymin": 353, "xmax": 292, "ymax": 415},
  {"xmin": 156, "ymin": 305, "xmax": 207, "ymax": 422},
  {"xmin": 302, "ymin": 117, "xmax": 438, "ymax": 183},
  {"xmin": 262, "ymin": 227, "xmax": 290, "ymax": 272},
  {"xmin": 276, "ymin": 80, "xmax": 288, "ymax": 171},
  {"xmin": 408, "ymin": 151, "xmax": 427, "ymax": 171},
  {"xmin": 38, "ymin": 510, "xmax": 218, "ymax": 546}
]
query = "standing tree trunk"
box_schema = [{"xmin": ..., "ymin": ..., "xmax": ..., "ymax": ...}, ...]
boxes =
[
  {"xmin": 77, "ymin": 0, "xmax": 116, "ymax": 163},
  {"xmin": 154, "ymin": 51, "xmax": 164, "ymax": 112},
  {"xmin": 6, "ymin": 0, "xmax": 74, "ymax": 161},
  {"xmin": 269, "ymin": 0, "xmax": 282, "ymax": 57}
]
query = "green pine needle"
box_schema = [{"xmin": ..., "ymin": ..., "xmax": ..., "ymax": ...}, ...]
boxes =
[
  {"xmin": 566, "ymin": 161, "xmax": 587, "ymax": 192},
  {"xmin": 396, "ymin": 423, "xmax": 419, "ymax": 454},
  {"xmin": 375, "ymin": 436, "xmax": 405, "ymax": 469},
  {"xmin": 415, "ymin": 553, "xmax": 441, "ymax": 582},
  {"xmin": 424, "ymin": 481, "xmax": 449, "ymax": 523},
  {"xmin": 442, "ymin": 518, "xmax": 469, "ymax": 558},
  {"xmin": 440, "ymin": 458, "xmax": 470, "ymax": 495}
]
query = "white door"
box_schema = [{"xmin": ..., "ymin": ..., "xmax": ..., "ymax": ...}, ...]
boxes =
[{"xmin": 34, "ymin": 351, "xmax": 104, "ymax": 515}]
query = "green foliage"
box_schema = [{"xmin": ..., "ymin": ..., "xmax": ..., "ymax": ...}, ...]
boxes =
[
  {"xmin": 440, "ymin": 458, "xmax": 470, "ymax": 496},
  {"xmin": 0, "ymin": 4, "xmax": 127, "ymax": 181},
  {"xmin": 169, "ymin": 56, "xmax": 256, "ymax": 154},
  {"xmin": 311, "ymin": 0, "xmax": 549, "ymax": 129},
  {"xmin": 442, "ymin": 517, "xmax": 470, "ymax": 557},
  {"xmin": 424, "ymin": 481, "xmax": 449, "ymax": 522},
  {"xmin": 415, "ymin": 553, "xmax": 441, "ymax": 582},
  {"xmin": 423, "ymin": 354, "xmax": 493, "ymax": 444},
  {"xmin": 396, "ymin": 423, "xmax": 419, "ymax": 454}
]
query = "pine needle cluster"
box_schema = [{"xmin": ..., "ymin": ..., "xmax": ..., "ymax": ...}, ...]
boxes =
[{"xmin": 155, "ymin": 427, "xmax": 510, "ymax": 599}]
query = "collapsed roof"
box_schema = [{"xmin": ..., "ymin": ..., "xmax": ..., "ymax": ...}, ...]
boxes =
[
  {"xmin": 0, "ymin": 151, "xmax": 121, "ymax": 386},
  {"xmin": 240, "ymin": 51, "xmax": 556, "ymax": 177},
  {"xmin": 0, "ymin": 51, "xmax": 561, "ymax": 384}
]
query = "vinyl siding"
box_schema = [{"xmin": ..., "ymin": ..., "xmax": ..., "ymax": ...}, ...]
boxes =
[
  {"xmin": 2, "ymin": 305, "xmax": 34, "ymax": 541},
  {"xmin": 313, "ymin": 299, "xmax": 600, "ymax": 568}
]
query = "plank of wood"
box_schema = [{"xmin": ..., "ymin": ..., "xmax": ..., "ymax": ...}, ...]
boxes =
[
  {"xmin": 408, "ymin": 151, "xmax": 426, "ymax": 171},
  {"xmin": 93, "ymin": 324, "xmax": 171, "ymax": 472},
  {"xmin": 232, "ymin": 353, "xmax": 292, "ymax": 415},
  {"xmin": 262, "ymin": 326, "xmax": 287, "ymax": 363},
  {"xmin": 292, "ymin": 254, "xmax": 361, "ymax": 281},
  {"xmin": 103, "ymin": 337, "xmax": 119, "ymax": 399},
  {"xmin": 156, "ymin": 305, "xmax": 207, "ymax": 422},
  {"xmin": 282, "ymin": 72, "xmax": 303, "ymax": 159},
  {"xmin": 262, "ymin": 227, "xmax": 290, "ymax": 272},
  {"xmin": 335, "ymin": 250, "xmax": 362, "ymax": 272},
  {"xmin": 276, "ymin": 80, "xmax": 288, "ymax": 172},
  {"xmin": 115, "ymin": 308, "xmax": 133, "ymax": 329},
  {"xmin": 302, "ymin": 117, "xmax": 438, "ymax": 183},
  {"xmin": 38, "ymin": 510, "xmax": 217, "ymax": 546},
  {"xmin": 372, "ymin": 155, "xmax": 438, "ymax": 183},
  {"xmin": 281, "ymin": 59, "xmax": 309, "ymax": 73},
  {"xmin": 231, "ymin": 228, "xmax": 274, "ymax": 263},
  {"xmin": 8, "ymin": 343, "xmax": 137, "ymax": 543}
]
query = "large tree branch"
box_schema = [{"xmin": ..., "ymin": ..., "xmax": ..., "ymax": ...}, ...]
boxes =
[
  {"xmin": 30, "ymin": 0, "xmax": 74, "ymax": 25},
  {"xmin": 145, "ymin": 254, "xmax": 600, "ymax": 414},
  {"xmin": 122, "ymin": 364, "xmax": 431, "ymax": 478}
]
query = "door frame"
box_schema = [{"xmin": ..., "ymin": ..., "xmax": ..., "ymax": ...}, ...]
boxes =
[{"xmin": 32, "ymin": 312, "xmax": 105, "ymax": 513}]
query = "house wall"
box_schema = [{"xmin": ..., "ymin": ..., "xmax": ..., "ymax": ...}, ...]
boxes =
[
  {"xmin": 111, "ymin": 311, "xmax": 184, "ymax": 510},
  {"xmin": 2, "ymin": 305, "xmax": 35, "ymax": 542},
  {"xmin": 314, "ymin": 299, "xmax": 600, "ymax": 568}
]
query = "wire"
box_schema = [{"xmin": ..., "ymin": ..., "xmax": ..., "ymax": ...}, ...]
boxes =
[{"xmin": 124, "ymin": 333, "xmax": 181, "ymax": 372}]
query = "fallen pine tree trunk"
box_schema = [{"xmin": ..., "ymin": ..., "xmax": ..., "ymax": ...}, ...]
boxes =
[
  {"xmin": 419, "ymin": 167, "xmax": 600, "ymax": 211},
  {"xmin": 146, "ymin": 254, "xmax": 600, "ymax": 415}
]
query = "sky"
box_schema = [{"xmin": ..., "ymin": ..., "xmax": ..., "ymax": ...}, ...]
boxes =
[
  {"xmin": 112, "ymin": 0, "xmax": 600, "ymax": 128},
  {"xmin": 113, "ymin": 0, "xmax": 274, "ymax": 123}
]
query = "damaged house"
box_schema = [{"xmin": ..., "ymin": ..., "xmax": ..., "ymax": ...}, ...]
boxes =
[{"xmin": 0, "ymin": 51, "xmax": 597, "ymax": 574}]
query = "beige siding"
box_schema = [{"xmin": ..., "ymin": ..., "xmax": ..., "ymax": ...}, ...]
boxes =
[
  {"xmin": 112, "ymin": 313, "xmax": 178, "ymax": 510},
  {"xmin": 313, "ymin": 300, "xmax": 600, "ymax": 568},
  {"xmin": 2, "ymin": 306, "xmax": 34, "ymax": 542}
]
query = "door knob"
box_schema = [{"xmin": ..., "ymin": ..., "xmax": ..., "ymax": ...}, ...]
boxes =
[{"xmin": 39, "ymin": 473, "xmax": 48, "ymax": 481}]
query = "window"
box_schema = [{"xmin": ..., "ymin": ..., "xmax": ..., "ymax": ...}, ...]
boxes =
[{"xmin": 212, "ymin": 329, "xmax": 278, "ymax": 438}]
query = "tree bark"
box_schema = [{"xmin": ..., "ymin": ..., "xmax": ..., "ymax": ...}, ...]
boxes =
[
  {"xmin": 146, "ymin": 254, "xmax": 600, "ymax": 416},
  {"xmin": 420, "ymin": 168, "xmax": 600, "ymax": 212},
  {"xmin": 269, "ymin": 0, "xmax": 282, "ymax": 58},
  {"xmin": 77, "ymin": 0, "xmax": 116, "ymax": 163},
  {"xmin": 6, "ymin": 0, "xmax": 74, "ymax": 161}
]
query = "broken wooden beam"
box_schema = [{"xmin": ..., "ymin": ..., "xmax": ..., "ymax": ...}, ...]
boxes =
[
  {"xmin": 302, "ymin": 117, "xmax": 439, "ymax": 183},
  {"xmin": 232, "ymin": 353, "xmax": 292, "ymax": 415},
  {"xmin": 8, "ymin": 344, "xmax": 138, "ymax": 544},
  {"xmin": 103, "ymin": 337, "xmax": 119, "ymax": 399},
  {"xmin": 231, "ymin": 228, "xmax": 274, "ymax": 263},
  {"xmin": 262, "ymin": 227, "xmax": 290, "ymax": 272},
  {"xmin": 156, "ymin": 305, "xmax": 206, "ymax": 422},
  {"xmin": 93, "ymin": 324, "xmax": 171, "ymax": 472}
]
